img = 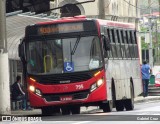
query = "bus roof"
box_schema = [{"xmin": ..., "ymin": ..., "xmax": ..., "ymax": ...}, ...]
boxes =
[
  {"xmin": 97, "ymin": 19, "xmax": 135, "ymax": 29},
  {"xmin": 37, "ymin": 15, "xmax": 87, "ymax": 25},
  {"xmin": 36, "ymin": 16, "xmax": 135, "ymax": 29}
]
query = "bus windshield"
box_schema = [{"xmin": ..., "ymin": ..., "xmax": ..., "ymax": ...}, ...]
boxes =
[{"xmin": 26, "ymin": 36, "xmax": 103, "ymax": 75}]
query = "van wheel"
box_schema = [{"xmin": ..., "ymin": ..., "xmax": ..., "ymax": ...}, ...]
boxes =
[
  {"xmin": 115, "ymin": 100, "xmax": 124, "ymax": 111},
  {"xmin": 124, "ymin": 83, "xmax": 134, "ymax": 111}
]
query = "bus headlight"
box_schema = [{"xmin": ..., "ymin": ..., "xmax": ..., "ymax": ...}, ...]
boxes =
[
  {"xmin": 35, "ymin": 89, "xmax": 42, "ymax": 97},
  {"xmin": 29, "ymin": 85, "xmax": 35, "ymax": 92},
  {"xmin": 29, "ymin": 86, "xmax": 42, "ymax": 97},
  {"xmin": 90, "ymin": 78, "xmax": 104, "ymax": 92},
  {"xmin": 90, "ymin": 83, "xmax": 97, "ymax": 92},
  {"xmin": 97, "ymin": 79, "xmax": 103, "ymax": 87}
]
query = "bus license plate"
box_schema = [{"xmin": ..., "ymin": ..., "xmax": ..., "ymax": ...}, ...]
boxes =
[{"xmin": 60, "ymin": 96, "xmax": 72, "ymax": 101}]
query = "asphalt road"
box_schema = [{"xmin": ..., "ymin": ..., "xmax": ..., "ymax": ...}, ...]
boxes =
[
  {"xmin": 39, "ymin": 100, "xmax": 160, "ymax": 122},
  {"xmin": 1, "ymin": 100, "xmax": 160, "ymax": 124}
]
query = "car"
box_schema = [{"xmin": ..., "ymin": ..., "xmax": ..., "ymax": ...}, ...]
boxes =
[{"xmin": 155, "ymin": 73, "xmax": 160, "ymax": 87}]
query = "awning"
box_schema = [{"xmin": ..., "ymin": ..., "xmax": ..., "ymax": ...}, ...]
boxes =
[{"xmin": 6, "ymin": 11, "xmax": 56, "ymax": 60}]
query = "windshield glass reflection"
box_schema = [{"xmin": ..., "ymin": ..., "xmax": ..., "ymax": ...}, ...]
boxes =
[{"xmin": 26, "ymin": 36, "xmax": 103, "ymax": 75}]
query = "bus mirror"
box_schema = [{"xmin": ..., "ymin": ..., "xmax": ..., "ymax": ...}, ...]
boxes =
[
  {"xmin": 89, "ymin": 59, "xmax": 99, "ymax": 69},
  {"xmin": 103, "ymin": 36, "xmax": 110, "ymax": 51},
  {"xmin": 18, "ymin": 42, "xmax": 25, "ymax": 60}
]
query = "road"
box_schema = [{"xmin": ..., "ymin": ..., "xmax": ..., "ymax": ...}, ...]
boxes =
[
  {"xmin": 38, "ymin": 100, "xmax": 160, "ymax": 122},
  {"xmin": 1, "ymin": 100, "xmax": 160, "ymax": 124}
]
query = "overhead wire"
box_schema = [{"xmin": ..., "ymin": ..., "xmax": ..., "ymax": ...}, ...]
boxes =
[
  {"xmin": 123, "ymin": 0, "xmax": 154, "ymax": 10},
  {"xmin": 123, "ymin": 0, "xmax": 160, "ymax": 18}
]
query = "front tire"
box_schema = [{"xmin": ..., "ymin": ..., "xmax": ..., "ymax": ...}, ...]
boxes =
[
  {"xmin": 61, "ymin": 107, "xmax": 70, "ymax": 115},
  {"xmin": 41, "ymin": 107, "xmax": 54, "ymax": 116},
  {"xmin": 70, "ymin": 106, "xmax": 80, "ymax": 114}
]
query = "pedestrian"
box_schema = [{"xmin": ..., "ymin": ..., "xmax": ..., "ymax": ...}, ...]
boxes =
[
  {"xmin": 11, "ymin": 76, "xmax": 26, "ymax": 110},
  {"xmin": 141, "ymin": 60, "xmax": 152, "ymax": 97}
]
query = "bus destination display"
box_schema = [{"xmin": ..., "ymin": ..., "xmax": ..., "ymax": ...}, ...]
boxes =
[{"xmin": 38, "ymin": 23, "xmax": 84, "ymax": 35}]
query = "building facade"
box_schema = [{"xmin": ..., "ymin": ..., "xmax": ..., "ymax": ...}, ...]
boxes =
[{"xmin": 51, "ymin": 0, "xmax": 140, "ymax": 23}]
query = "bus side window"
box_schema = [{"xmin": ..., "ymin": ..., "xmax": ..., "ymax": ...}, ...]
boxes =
[
  {"xmin": 130, "ymin": 30, "xmax": 136, "ymax": 58},
  {"xmin": 120, "ymin": 30, "xmax": 126, "ymax": 59},
  {"xmin": 123, "ymin": 30, "xmax": 130, "ymax": 59},
  {"xmin": 115, "ymin": 29, "xmax": 122, "ymax": 58},
  {"xmin": 130, "ymin": 30, "xmax": 134, "ymax": 44},
  {"xmin": 125, "ymin": 30, "xmax": 129, "ymax": 44},
  {"xmin": 121, "ymin": 30, "xmax": 125, "ymax": 44},
  {"xmin": 123, "ymin": 30, "xmax": 127, "ymax": 44},
  {"xmin": 107, "ymin": 29, "xmax": 110, "ymax": 41},
  {"xmin": 119, "ymin": 29, "xmax": 125, "ymax": 59},
  {"xmin": 125, "ymin": 30, "xmax": 132, "ymax": 59},
  {"xmin": 110, "ymin": 29, "xmax": 117, "ymax": 58},
  {"xmin": 127, "ymin": 30, "xmax": 134, "ymax": 59},
  {"xmin": 133, "ymin": 31, "xmax": 139, "ymax": 58},
  {"xmin": 116, "ymin": 30, "xmax": 120, "ymax": 44},
  {"xmin": 134, "ymin": 31, "xmax": 138, "ymax": 44},
  {"xmin": 104, "ymin": 27, "xmax": 112, "ymax": 58},
  {"xmin": 127, "ymin": 30, "xmax": 131, "ymax": 44},
  {"xmin": 108, "ymin": 28, "xmax": 115, "ymax": 58}
]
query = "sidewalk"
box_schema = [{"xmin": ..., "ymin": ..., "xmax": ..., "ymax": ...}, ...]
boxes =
[{"xmin": 11, "ymin": 96, "xmax": 160, "ymax": 116}]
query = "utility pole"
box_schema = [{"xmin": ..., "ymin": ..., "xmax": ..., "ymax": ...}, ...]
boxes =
[
  {"xmin": 148, "ymin": 0, "xmax": 153, "ymax": 68},
  {"xmin": 148, "ymin": 16, "xmax": 153, "ymax": 68},
  {"xmin": 98, "ymin": 0, "xmax": 105, "ymax": 19},
  {"xmin": 0, "ymin": 0, "xmax": 11, "ymax": 115},
  {"xmin": 135, "ymin": 0, "xmax": 142, "ymax": 63}
]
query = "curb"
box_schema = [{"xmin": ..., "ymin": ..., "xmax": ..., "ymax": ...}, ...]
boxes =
[{"xmin": 134, "ymin": 96, "xmax": 160, "ymax": 104}]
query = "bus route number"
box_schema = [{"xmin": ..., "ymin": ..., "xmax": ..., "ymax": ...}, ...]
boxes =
[{"xmin": 76, "ymin": 84, "xmax": 84, "ymax": 90}]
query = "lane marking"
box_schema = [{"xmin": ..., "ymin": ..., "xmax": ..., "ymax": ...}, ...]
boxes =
[{"xmin": 71, "ymin": 121, "xmax": 92, "ymax": 124}]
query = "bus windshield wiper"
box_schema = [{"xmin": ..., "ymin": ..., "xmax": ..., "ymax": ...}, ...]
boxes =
[{"xmin": 71, "ymin": 36, "xmax": 81, "ymax": 55}]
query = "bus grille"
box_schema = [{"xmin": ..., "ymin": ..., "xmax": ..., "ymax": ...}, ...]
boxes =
[
  {"xmin": 28, "ymin": 68, "xmax": 102, "ymax": 84},
  {"xmin": 43, "ymin": 90, "xmax": 89, "ymax": 102},
  {"xmin": 31, "ymin": 73, "xmax": 93, "ymax": 84}
]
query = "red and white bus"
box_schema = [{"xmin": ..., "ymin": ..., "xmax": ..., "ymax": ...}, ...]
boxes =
[{"xmin": 19, "ymin": 16, "xmax": 143, "ymax": 115}]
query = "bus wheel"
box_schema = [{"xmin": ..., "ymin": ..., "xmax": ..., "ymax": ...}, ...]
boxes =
[
  {"xmin": 124, "ymin": 84, "xmax": 134, "ymax": 111},
  {"xmin": 115, "ymin": 100, "xmax": 124, "ymax": 111},
  {"xmin": 61, "ymin": 107, "xmax": 70, "ymax": 115},
  {"xmin": 101, "ymin": 100, "xmax": 113, "ymax": 112},
  {"xmin": 70, "ymin": 106, "xmax": 80, "ymax": 114},
  {"xmin": 53, "ymin": 107, "xmax": 61, "ymax": 114},
  {"xmin": 41, "ymin": 107, "xmax": 53, "ymax": 116}
]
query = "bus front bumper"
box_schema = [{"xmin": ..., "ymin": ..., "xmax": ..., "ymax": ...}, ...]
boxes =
[{"xmin": 29, "ymin": 83, "xmax": 107, "ymax": 108}]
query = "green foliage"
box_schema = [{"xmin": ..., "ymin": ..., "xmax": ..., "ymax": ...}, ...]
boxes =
[
  {"xmin": 140, "ymin": 26, "xmax": 149, "ymax": 49},
  {"xmin": 152, "ymin": 32, "xmax": 160, "ymax": 46},
  {"xmin": 140, "ymin": 19, "xmax": 160, "ymax": 49},
  {"xmin": 140, "ymin": 26, "xmax": 148, "ymax": 32},
  {"xmin": 141, "ymin": 38, "xmax": 149, "ymax": 49}
]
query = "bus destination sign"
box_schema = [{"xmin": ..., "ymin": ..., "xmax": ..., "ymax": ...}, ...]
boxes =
[{"xmin": 38, "ymin": 23, "xmax": 84, "ymax": 35}]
